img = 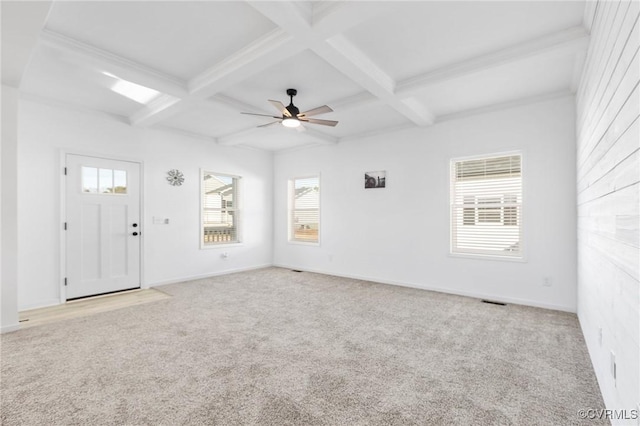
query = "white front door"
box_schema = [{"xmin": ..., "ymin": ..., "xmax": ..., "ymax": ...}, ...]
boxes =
[{"xmin": 65, "ymin": 154, "xmax": 141, "ymax": 299}]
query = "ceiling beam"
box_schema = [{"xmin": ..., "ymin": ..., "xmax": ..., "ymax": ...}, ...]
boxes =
[
  {"xmin": 131, "ymin": 28, "xmax": 305, "ymax": 127},
  {"xmin": 248, "ymin": 1, "xmax": 435, "ymax": 127},
  {"xmin": 39, "ymin": 29, "xmax": 188, "ymax": 98},
  {"xmin": 395, "ymin": 26, "xmax": 590, "ymax": 96}
]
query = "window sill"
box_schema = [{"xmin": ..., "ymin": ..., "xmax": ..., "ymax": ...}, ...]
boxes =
[
  {"xmin": 201, "ymin": 242, "xmax": 244, "ymax": 250},
  {"xmin": 288, "ymin": 240, "xmax": 320, "ymax": 247},
  {"xmin": 448, "ymin": 252, "xmax": 526, "ymax": 263}
]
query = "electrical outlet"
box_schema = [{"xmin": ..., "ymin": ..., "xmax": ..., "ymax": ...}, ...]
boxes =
[
  {"xmin": 610, "ymin": 351, "xmax": 616, "ymax": 386},
  {"xmin": 543, "ymin": 277, "xmax": 552, "ymax": 287}
]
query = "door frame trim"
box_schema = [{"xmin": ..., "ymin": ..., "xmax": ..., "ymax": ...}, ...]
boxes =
[{"xmin": 59, "ymin": 150, "xmax": 146, "ymax": 303}]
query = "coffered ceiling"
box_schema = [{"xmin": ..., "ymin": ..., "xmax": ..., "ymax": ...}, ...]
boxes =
[{"xmin": 4, "ymin": 1, "xmax": 588, "ymax": 151}]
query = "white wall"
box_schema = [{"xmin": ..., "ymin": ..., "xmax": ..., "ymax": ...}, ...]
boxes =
[
  {"xmin": 17, "ymin": 98, "xmax": 273, "ymax": 310},
  {"xmin": 274, "ymin": 96, "xmax": 577, "ymax": 312},
  {"xmin": 576, "ymin": 0, "xmax": 639, "ymax": 419},
  {"xmin": 1, "ymin": 85, "xmax": 20, "ymax": 332}
]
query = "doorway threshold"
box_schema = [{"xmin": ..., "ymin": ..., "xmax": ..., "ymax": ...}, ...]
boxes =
[{"xmin": 18, "ymin": 288, "xmax": 171, "ymax": 329}]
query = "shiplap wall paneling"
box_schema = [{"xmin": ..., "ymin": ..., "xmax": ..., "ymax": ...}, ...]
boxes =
[{"xmin": 576, "ymin": 0, "xmax": 640, "ymax": 418}]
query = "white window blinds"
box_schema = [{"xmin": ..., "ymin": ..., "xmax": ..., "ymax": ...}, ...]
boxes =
[
  {"xmin": 289, "ymin": 176, "xmax": 320, "ymax": 243},
  {"xmin": 202, "ymin": 172, "xmax": 239, "ymax": 246},
  {"xmin": 451, "ymin": 154, "xmax": 522, "ymax": 258}
]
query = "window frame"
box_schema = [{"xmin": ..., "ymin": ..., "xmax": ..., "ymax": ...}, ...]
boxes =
[
  {"xmin": 200, "ymin": 170, "xmax": 242, "ymax": 249},
  {"xmin": 288, "ymin": 174, "xmax": 321, "ymax": 246},
  {"xmin": 449, "ymin": 152, "xmax": 524, "ymax": 262}
]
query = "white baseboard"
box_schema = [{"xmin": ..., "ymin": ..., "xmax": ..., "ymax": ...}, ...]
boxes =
[
  {"xmin": 19, "ymin": 298, "xmax": 62, "ymax": 312},
  {"xmin": 147, "ymin": 264, "xmax": 273, "ymax": 287},
  {"xmin": 1, "ymin": 323, "xmax": 20, "ymax": 334},
  {"xmin": 273, "ymin": 263, "xmax": 576, "ymax": 313}
]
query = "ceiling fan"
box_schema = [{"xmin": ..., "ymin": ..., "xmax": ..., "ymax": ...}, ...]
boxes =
[{"xmin": 241, "ymin": 89, "xmax": 338, "ymax": 130}]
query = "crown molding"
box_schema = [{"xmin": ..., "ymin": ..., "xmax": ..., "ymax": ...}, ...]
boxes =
[
  {"xmin": 339, "ymin": 122, "xmax": 415, "ymax": 144},
  {"xmin": 217, "ymin": 127, "xmax": 262, "ymax": 146},
  {"xmin": 39, "ymin": 29, "xmax": 187, "ymax": 98},
  {"xmin": 396, "ymin": 26, "xmax": 590, "ymax": 96},
  {"xmin": 209, "ymin": 94, "xmax": 269, "ymax": 115},
  {"xmin": 19, "ymin": 91, "xmax": 130, "ymax": 124},
  {"xmin": 154, "ymin": 125, "xmax": 217, "ymax": 143},
  {"xmin": 435, "ymin": 89, "xmax": 574, "ymax": 124},
  {"xmin": 188, "ymin": 28, "xmax": 296, "ymax": 95}
]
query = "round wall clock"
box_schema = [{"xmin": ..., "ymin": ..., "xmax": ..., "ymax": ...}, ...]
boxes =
[{"xmin": 167, "ymin": 169, "xmax": 184, "ymax": 186}]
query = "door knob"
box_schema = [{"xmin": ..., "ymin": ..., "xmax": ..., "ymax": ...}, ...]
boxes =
[{"xmin": 132, "ymin": 232, "xmax": 139, "ymax": 236}]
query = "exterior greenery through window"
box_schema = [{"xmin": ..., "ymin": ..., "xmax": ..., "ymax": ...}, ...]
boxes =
[
  {"xmin": 202, "ymin": 171, "xmax": 239, "ymax": 246},
  {"xmin": 289, "ymin": 176, "xmax": 320, "ymax": 243},
  {"xmin": 451, "ymin": 154, "xmax": 522, "ymax": 258}
]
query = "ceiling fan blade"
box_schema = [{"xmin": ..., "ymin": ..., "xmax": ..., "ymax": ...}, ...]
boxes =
[
  {"xmin": 241, "ymin": 112, "xmax": 281, "ymax": 119},
  {"xmin": 257, "ymin": 121, "xmax": 281, "ymax": 128},
  {"xmin": 301, "ymin": 118, "xmax": 338, "ymax": 127},
  {"xmin": 268, "ymin": 100, "xmax": 291, "ymax": 117},
  {"xmin": 298, "ymin": 105, "xmax": 333, "ymax": 118}
]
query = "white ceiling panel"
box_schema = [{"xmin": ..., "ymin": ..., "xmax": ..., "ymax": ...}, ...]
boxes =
[
  {"xmin": 162, "ymin": 101, "xmax": 250, "ymax": 138},
  {"xmin": 238, "ymin": 129, "xmax": 319, "ymax": 151},
  {"xmin": 345, "ymin": 1, "xmax": 585, "ymax": 82},
  {"xmin": 331, "ymin": 103, "xmax": 411, "ymax": 139},
  {"xmin": 21, "ymin": 44, "xmax": 143, "ymax": 117},
  {"xmin": 220, "ymin": 50, "xmax": 365, "ymax": 115},
  {"xmin": 8, "ymin": 1, "xmax": 588, "ymax": 151},
  {"xmin": 412, "ymin": 52, "xmax": 578, "ymax": 117},
  {"xmin": 44, "ymin": 1, "xmax": 276, "ymax": 80}
]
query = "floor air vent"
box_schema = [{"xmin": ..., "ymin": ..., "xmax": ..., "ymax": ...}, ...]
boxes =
[{"xmin": 482, "ymin": 299, "xmax": 506, "ymax": 306}]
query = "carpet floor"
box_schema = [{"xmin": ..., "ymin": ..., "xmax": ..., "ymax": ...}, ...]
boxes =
[{"xmin": 1, "ymin": 267, "xmax": 605, "ymax": 425}]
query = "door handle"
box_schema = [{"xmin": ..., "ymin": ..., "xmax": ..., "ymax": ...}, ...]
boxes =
[
  {"xmin": 132, "ymin": 232, "xmax": 139, "ymax": 236},
  {"xmin": 132, "ymin": 223, "xmax": 138, "ymax": 227}
]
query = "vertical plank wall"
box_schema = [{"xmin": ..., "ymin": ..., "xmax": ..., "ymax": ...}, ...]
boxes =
[{"xmin": 576, "ymin": 0, "xmax": 639, "ymax": 415}]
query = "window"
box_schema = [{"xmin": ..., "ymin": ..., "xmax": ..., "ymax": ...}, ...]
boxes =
[
  {"xmin": 451, "ymin": 154, "xmax": 522, "ymax": 258},
  {"xmin": 201, "ymin": 171, "xmax": 239, "ymax": 246},
  {"xmin": 289, "ymin": 176, "xmax": 320, "ymax": 243},
  {"xmin": 82, "ymin": 167, "xmax": 127, "ymax": 194}
]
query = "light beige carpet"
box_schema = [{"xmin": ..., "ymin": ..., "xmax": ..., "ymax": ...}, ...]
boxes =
[{"xmin": 1, "ymin": 267, "xmax": 605, "ymax": 425}]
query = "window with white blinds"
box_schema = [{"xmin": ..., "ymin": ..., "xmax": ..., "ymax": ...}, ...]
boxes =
[
  {"xmin": 450, "ymin": 154, "xmax": 522, "ymax": 258},
  {"xmin": 201, "ymin": 171, "xmax": 239, "ymax": 246},
  {"xmin": 289, "ymin": 176, "xmax": 320, "ymax": 243}
]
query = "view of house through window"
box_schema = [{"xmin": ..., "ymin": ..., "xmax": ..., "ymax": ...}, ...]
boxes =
[
  {"xmin": 202, "ymin": 171, "xmax": 239, "ymax": 246},
  {"xmin": 451, "ymin": 154, "xmax": 522, "ymax": 258},
  {"xmin": 289, "ymin": 176, "xmax": 320, "ymax": 243}
]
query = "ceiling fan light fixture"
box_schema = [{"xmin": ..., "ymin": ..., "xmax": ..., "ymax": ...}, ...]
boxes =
[{"xmin": 282, "ymin": 117, "xmax": 301, "ymax": 128}]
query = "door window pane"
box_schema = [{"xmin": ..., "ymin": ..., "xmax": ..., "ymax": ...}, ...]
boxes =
[
  {"xmin": 99, "ymin": 169, "xmax": 113, "ymax": 193},
  {"xmin": 113, "ymin": 170, "xmax": 127, "ymax": 194},
  {"xmin": 82, "ymin": 167, "xmax": 98, "ymax": 193}
]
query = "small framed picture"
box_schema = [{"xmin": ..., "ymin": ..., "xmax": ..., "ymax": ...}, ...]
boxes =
[{"xmin": 364, "ymin": 171, "xmax": 386, "ymax": 189}]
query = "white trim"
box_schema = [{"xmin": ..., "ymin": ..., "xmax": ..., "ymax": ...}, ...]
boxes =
[
  {"xmin": 1, "ymin": 324, "xmax": 21, "ymax": 334},
  {"xmin": 147, "ymin": 264, "xmax": 272, "ymax": 287},
  {"xmin": 287, "ymin": 174, "xmax": 321, "ymax": 245},
  {"xmin": 200, "ymin": 170, "xmax": 242, "ymax": 249},
  {"xmin": 61, "ymin": 152, "xmax": 145, "ymax": 301},
  {"xmin": 272, "ymin": 264, "xmax": 576, "ymax": 313},
  {"xmin": 396, "ymin": 26, "xmax": 589, "ymax": 95},
  {"xmin": 39, "ymin": 29, "xmax": 187, "ymax": 97},
  {"xmin": 449, "ymin": 151, "xmax": 525, "ymax": 261},
  {"xmin": 18, "ymin": 298, "xmax": 61, "ymax": 312}
]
